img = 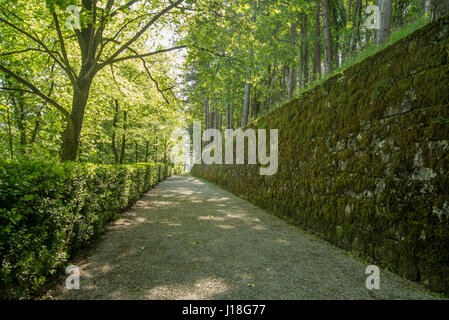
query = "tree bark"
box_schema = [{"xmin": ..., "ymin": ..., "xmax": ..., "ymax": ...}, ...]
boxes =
[
  {"xmin": 313, "ymin": 3, "xmax": 322, "ymax": 80},
  {"xmin": 145, "ymin": 140, "xmax": 149, "ymax": 162},
  {"xmin": 6, "ymin": 108, "xmax": 14, "ymax": 159},
  {"xmin": 119, "ymin": 110, "xmax": 127, "ymax": 164},
  {"xmin": 155, "ymin": 134, "xmax": 158, "ymax": 163},
  {"xmin": 431, "ymin": 0, "xmax": 449, "ymax": 21},
  {"xmin": 30, "ymin": 108, "xmax": 42, "ymax": 148},
  {"xmin": 112, "ymin": 99, "xmax": 120, "ymax": 164},
  {"xmin": 210, "ymin": 110, "xmax": 216, "ymax": 130},
  {"xmin": 241, "ymin": 46, "xmax": 253, "ymax": 128},
  {"xmin": 301, "ymin": 13, "xmax": 309, "ymax": 87},
  {"xmin": 322, "ymin": 0, "xmax": 333, "ymax": 74},
  {"xmin": 288, "ymin": 22, "xmax": 296, "ymax": 100},
  {"xmin": 226, "ymin": 101, "xmax": 231, "ymax": 130},
  {"xmin": 378, "ymin": 0, "xmax": 392, "ymax": 44},
  {"xmin": 60, "ymin": 77, "xmax": 94, "ymax": 161},
  {"xmin": 352, "ymin": 0, "xmax": 362, "ymax": 51},
  {"xmin": 229, "ymin": 102, "xmax": 233, "ymax": 129},
  {"xmin": 204, "ymin": 96, "xmax": 210, "ymax": 129}
]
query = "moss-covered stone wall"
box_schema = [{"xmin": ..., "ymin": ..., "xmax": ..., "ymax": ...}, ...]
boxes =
[{"xmin": 191, "ymin": 15, "xmax": 449, "ymax": 294}]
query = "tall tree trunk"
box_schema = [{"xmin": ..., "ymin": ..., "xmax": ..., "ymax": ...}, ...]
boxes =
[
  {"xmin": 378, "ymin": 0, "xmax": 392, "ymax": 44},
  {"xmin": 241, "ymin": 47, "xmax": 253, "ymax": 128},
  {"xmin": 210, "ymin": 109, "xmax": 216, "ymax": 130},
  {"xmin": 61, "ymin": 78, "xmax": 93, "ymax": 161},
  {"xmin": 226, "ymin": 100, "xmax": 231, "ymax": 130},
  {"xmin": 322, "ymin": 0, "xmax": 333, "ymax": 74},
  {"xmin": 301, "ymin": 13, "xmax": 309, "ymax": 87},
  {"xmin": 288, "ymin": 22, "xmax": 296, "ymax": 100},
  {"xmin": 426, "ymin": 0, "xmax": 431, "ymax": 14},
  {"xmin": 253, "ymin": 88, "xmax": 260, "ymax": 118},
  {"xmin": 112, "ymin": 99, "xmax": 120, "ymax": 164},
  {"xmin": 14, "ymin": 95, "xmax": 27, "ymax": 153},
  {"xmin": 145, "ymin": 140, "xmax": 149, "ymax": 162},
  {"xmin": 431, "ymin": 0, "xmax": 449, "ymax": 21},
  {"xmin": 331, "ymin": 2, "xmax": 339, "ymax": 68},
  {"xmin": 163, "ymin": 138, "xmax": 167, "ymax": 163},
  {"xmin": 348, "ymin": 0, "xmax": 352, "ymax": 22},
  {"xmin": 313, "ymin": 3, "xmax": 322, "ymax": 80},
  {"xmin": 229, "ymin": 102, "xmax": 233, "ymax": 129},
  {"xmin": 30, "ymin": 108, "xmax": 42, "ymax": 148},
  {"xmin": 155, "ymin": 134, "xmax": 158, "ymax": 163},
  {"xmin": 267, "ymin": 64, "xmax": 273, "ymax": 112},
  {"xmin": 6, "ymin": 108, "xmax": 14, "ymax": 159},
  {"xmin": 352, "ymin": 0, "xmax": 362, "ymax": 51},
  {"xmin": 204, "ymin": 96, "xmax": 209, "ymax": 129},
  {"xmin": 119, "ymin": 110, "xmax": 127, "ymax": 164}
]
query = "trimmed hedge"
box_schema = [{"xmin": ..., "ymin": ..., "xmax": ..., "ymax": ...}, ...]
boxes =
[
  {"xmin": 0, "ymin": 160, "xmax": 182, "ymax": 299},
  {"xmin": 192, "ymin": 15, "xmax": 449, "ymax": 293}
]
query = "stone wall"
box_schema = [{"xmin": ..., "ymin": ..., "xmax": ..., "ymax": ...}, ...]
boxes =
[{"xmin": 192, "ymin": 15, "xmax": 449, "ymax": 294}]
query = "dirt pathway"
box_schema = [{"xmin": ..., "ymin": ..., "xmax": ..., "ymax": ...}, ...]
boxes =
[{"xmin": 50, "ymin": 175, "xmax": 437, "ymax": 300}]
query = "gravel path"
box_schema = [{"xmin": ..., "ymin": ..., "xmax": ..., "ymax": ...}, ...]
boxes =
[{"xmin": 50, "ymin": 175, "xmax": 438, "ymax": 300}]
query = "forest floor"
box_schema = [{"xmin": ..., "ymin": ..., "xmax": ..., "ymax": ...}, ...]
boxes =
[{"xmin": 47, "ymin": 175, "xmax": 439, "ymax": 300}]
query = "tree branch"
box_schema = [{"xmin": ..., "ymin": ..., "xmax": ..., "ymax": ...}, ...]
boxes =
[
  {"xmin": 0, "ymin": 17, "xmax": 69, "ymax": 76},
  {"xmin": 51, "ymin": 10, "xmax": 77, "ymax": 85},
  {"xmin": 109, "ymin": 0, "xmax": 141, "ymax": 18},
  {"xmin": 0, "ymin": 64, "xmax": 71, "ymax": 121},
  {"xmin": 0, "ymin": 48, "xmax": 50, "ymax": 57},
  {"xmin": 100, "ymin": 0, "xmax": 184, "ymax": 69},
  {"xmin": 96, "ymin": 13, "xmax": 153, "ymax": 61},
  {"xmin": 100, "ymin": 45, "xmax": 186, "ymax": 66},
  {"xmin": 0, "ymin": 87, "xmax": 34, "ymax": 94}
]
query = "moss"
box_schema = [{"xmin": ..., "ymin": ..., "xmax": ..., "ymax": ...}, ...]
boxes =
[{"xmin": 191, "ymin": 15, "xmax": 449, "ymax": 295}]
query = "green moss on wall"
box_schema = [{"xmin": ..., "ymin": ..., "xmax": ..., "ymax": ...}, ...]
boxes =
[{"xmin": 192, "ymin": 14, "xmax": 449, "ymax": 294}]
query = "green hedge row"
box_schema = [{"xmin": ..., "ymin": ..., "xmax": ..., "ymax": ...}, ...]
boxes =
[{"xmin": 0, "ymin": 160, "xmax": 182, "ymax": 299}]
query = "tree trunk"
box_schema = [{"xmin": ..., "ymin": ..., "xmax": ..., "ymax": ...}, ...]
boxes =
[
  {"xmin": 163, "ymin": 138, "xmax": 167, "ymax": 163},
  {"xmin": 30, "ymin": 108, "xmax": 42, "ymax": 148},
  {"xmin": 241, "ymin": 47, "xmax": 253, "ymax": 128},
  {"xmin": 226, "ymin": 102, "xmax": 230, "ymax": 130},
  {"xmin": 112, "ymin": 99, "xmax": 120, "ymax": 164},
  {"xmin": 229, "ymin": 102, "xmax": 233, "ymax": 129},
  {"xmin": 352, "ymin": 0, "xmax": 362, "ymax": 52},
  {"xmin": 145, "ymin": 140, "xmax": 149, "ymax": 162},
  {"xmin": 6, "ymin": 108, "xmax": 14, "ymax": 159},
  {"xmin": 313, "ymin": 3, "xmax": 322, "ymax": 80},
  {"xmin": 431, "ymin": 0, "xmax": 449, "ymax": 21},
  {"xmin": 13, "ymin": 95, "xmax": 27, "ymax": 153},
  {"xmin": 267, "ymin": 64, "xmax": 273, "ymax": 112},
  {"xmin": 204, "ymin": 96, "xmax": 210, "ymax": 129},
  {"xmin": 253, "ymin": 89, "xmax": 260, "ymax": 118},
  {"xmin": 301, "ymin": 13, "xmax": 309, "ymax": 87},
  {"xmin": 378, "ymin": 0, "xmax": 392, "ymax": 44},
  {"xmin": 155, "ymin": 134, "xmax": 158, "ymax": 163},
  {"xmin": 288, "ymin": 22, "xmax": 296, "ymax": 100},
  {"xmin": 60, "ymin": 78, "xmax": 93, "ymax": 161},
  {"xmin": 119, "ymin": 110, "xmax": 127, "ymax": 164},
  {"xmin": 210, "ymin": 111, "xmax": 216, "ymax": 130},
  {"xmin": 322, "ymin": 0, "xmax": 333, "ymax": 74}
]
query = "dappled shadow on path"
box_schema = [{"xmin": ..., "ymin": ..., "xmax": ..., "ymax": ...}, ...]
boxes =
[{"xmin": 52, "ymin": 175, "xmax": 436, "ymax": 300}]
